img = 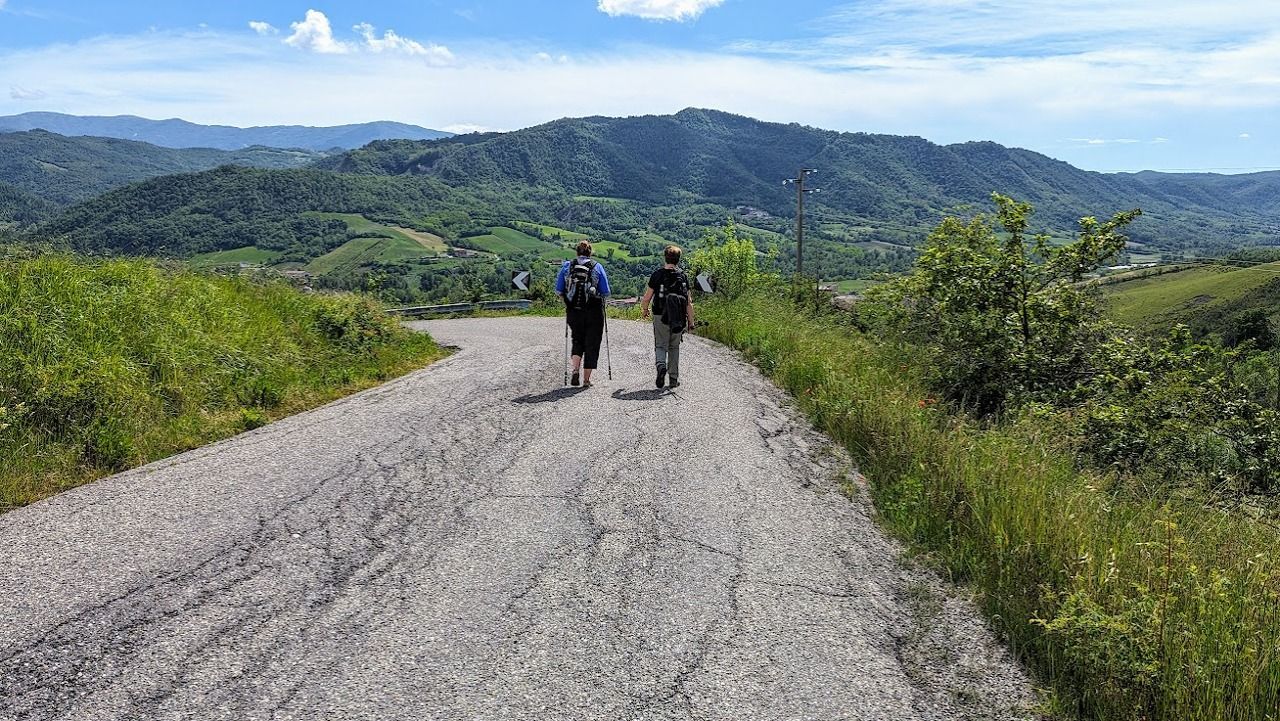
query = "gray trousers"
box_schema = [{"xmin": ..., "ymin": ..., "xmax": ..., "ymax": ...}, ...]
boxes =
[{"xmin": 653, "ymin": 317, "xmax": 683, "ymax": 379}]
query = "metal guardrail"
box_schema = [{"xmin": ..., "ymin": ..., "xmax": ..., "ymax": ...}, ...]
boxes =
[{"xmin": 387, "ymin": 299, "xmax": 532, "ymax": 317}]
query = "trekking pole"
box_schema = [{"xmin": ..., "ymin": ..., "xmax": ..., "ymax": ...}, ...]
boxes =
[
  {"xmin": 564, "ymin": 318, "xmax": 570, "ymax": 386},
  {"xmin": 603, "ymin": 304, "xmax": 613, "ymax": 380}
]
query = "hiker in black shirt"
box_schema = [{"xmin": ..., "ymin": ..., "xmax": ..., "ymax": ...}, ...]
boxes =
[{"xmin": 640, "ymin": 245, "xmax": 694, "ymax": 389}]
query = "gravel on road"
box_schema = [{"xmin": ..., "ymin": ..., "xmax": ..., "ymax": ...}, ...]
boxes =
[{"xmin": 0, "ymin": 317, "xmax": 1037, "ymax": 720}]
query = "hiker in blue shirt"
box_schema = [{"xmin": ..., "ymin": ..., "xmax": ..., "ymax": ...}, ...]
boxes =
[{"xmin": 556, "ymin": 241, "xmax": 611, "ymax": 387}]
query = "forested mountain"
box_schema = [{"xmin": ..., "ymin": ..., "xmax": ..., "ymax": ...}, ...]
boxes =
[
  {"xmin": 1128, "ymin": 170, "xmax": 1280, "ymax": 218},
  {"xmin": 25, "ymin": 108, "xmax": 1280, "ymax": 304},
  {"xmin": 321, "ymin": 108, "xmax": 1280, "ymax": 249},
  {"xmin": 0, "ymin": 130, "xmax": 321, "ymax": 206},
  {"xmin": 0, "ymin": 182, "xmax": 56, "ymax": 226},
  {"xmin": 40, "ymin": 166, "xmax": 486, "ymax": 258},
  {"xmin": 0, "ymin": 112, "xmax": 452, "ymax": 151}
]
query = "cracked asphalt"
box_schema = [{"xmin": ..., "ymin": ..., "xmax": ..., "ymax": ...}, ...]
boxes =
[{"xmin": 0, "ymin": 317, "xmax": 1037, "ymax": 720}]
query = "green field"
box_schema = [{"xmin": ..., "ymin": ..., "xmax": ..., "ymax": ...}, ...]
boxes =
[
  {"xmin": 306, "ymin": 236, "xmax": 433, "ymax": 275},
  {"xmin": 303, "ymin": 213, "xmax": 450, "ymax": 275},
  {"xmin": 589, "ymin": 240, "xmax": 640, "ymax": 260},
  {"xmin": 189, "ymin": 246, "xmax": 281, "ymax": 269},
  {"xmin": 307, "ymin": 213, "xmax": 448, "ymax": 253},
  {"xmin": 834, "ymin": 278, "xmax": 880, "ymax": 293},
  {"xmin": 468, "ymin": 226, "xmax": 572, "ymax": 260},
  {"xmin": 514, "ymin": 221, "xmax": 589, "ymax": 242},
  {"xmin": 1105, "ymin": 261, "xmax": 1280, "ymax": 331},
  {"xmin": 737, "ymin": 224, "xmax": 788, "ymax": 246}
]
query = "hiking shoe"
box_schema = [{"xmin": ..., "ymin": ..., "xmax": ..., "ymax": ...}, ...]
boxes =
[
  {"xmin": 669, "ymin": 377, "xmax": 680, "ymax": 389},
  {"xmin": 656, "ymin": 364, "xmax": 667, "ymax": 388},
  {"xmin": 571, "ymin": 371, "xmax": 580, "ymax": 387}
]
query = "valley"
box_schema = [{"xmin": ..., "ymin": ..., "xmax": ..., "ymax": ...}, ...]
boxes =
[{"xmin": 6, "ymin": 109, "xmax": 1279, "ymax": 308}]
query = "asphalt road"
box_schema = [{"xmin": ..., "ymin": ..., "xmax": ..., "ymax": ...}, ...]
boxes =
[{"xmin": 0, "ymin": 317, "xmax": 1036, "ymax": 720}]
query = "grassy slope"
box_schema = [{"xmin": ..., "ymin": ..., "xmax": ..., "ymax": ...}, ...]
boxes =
[
  {"xmin": 467, "ymin": 226, "xmax": 573, "ymax": 261},
  {"xmin": 189, "ymin": 246, "xmax": 282, "ymax": 268},
  {"xmin": 0, "ymin": 255, "xmax": 446, "ymax": 510},
  {"xmin": 1105, "ymin": 262, "xmax": 1280, "ymax": 332},
  {"xmin": 304, "ymin": 215, "xmax": 451, "ymax": 276},
  {"xmin": 700, "ymin": 290, "xmax": 1280, "ymax": 721},
  {"xmin": 308, "ymin": 212, "xmax": 448, "ymax": 251},
  {"xmin": 514, "ymin": 221, "xmax": 589, "ymax": 242}
]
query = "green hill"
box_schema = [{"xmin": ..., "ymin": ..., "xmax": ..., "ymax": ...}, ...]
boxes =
[
  {"xmin": 38, "ymin": 166, "xmax": 484, "ymax": 259},
  {"xmin": 1105, "ymin": 262, "xmax": 1280, "ymax": 339},
  {"xmin": 28, "ymin": 109, "xmax": 1280, "ymax": 303},
  {"xmin": 320, "ymin": 108, "xmax": 1280, "ymax": 253},
  {"xmin": 0, "ymin": 130, "xmax": 321, "ymax": 205}
]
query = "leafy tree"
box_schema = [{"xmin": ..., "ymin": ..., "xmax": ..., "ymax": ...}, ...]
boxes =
[
  {"xmin": 864, "ymin": 194, "xmax": 1140, "ymax": 413},
  {"xmin": 690, "ymin": 219, "xmax": 770, "ymax": 299}
]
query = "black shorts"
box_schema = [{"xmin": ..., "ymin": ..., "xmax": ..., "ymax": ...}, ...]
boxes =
[{"xmin": 567, "ymin": 305, "xmax": 605, "ymax": 369}]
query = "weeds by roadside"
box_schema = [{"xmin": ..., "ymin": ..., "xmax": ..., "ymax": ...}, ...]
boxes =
[
  {"xmin": 0, "ymin": 254, "xmax": 447, "ymax": 510},
  {"xmin": 699, "ymin": 290, "xmax": 1280, "ymax": 720}
]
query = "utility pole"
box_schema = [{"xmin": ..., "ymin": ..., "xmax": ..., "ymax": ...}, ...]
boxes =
[{"xmin": 783, "ymin": 169, "xmax": 819, "ymax": 277}]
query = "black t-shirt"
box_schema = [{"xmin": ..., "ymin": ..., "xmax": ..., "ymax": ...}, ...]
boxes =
[
  {"xmin": 648, "ymin": 267, "xmax": 687, "ymax": 296},
  {"xmin": 649, "ymin": 268, "xmax": 688, "ymax": 314}
]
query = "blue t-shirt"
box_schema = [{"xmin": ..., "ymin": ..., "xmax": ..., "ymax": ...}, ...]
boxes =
[{"xmin": 555, "ymin": 257, "xmax": 611, "ymax": 297}]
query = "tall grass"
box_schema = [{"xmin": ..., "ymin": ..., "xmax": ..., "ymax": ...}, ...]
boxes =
[
  {"xmin": 0, "ymin": 254, "xmax": 446, "ymax": 509},
  {"xmin": 700, "ymin": 290, "xmax": 1280, "ymax": 721}
]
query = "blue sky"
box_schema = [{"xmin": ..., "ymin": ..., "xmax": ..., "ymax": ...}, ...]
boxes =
[{"xmin": 1, "ymin": 0, "xmax": 1277, "ymax": 173}]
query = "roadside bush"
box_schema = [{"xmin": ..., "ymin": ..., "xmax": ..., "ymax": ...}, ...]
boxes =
[
  {"xmin": 1079, "ymin": 328, "xmax": 1280, "ymax": 496},
  {"xmin": 861, "ymin": 194, "xmax": 1139, "ymax": 413},
  {"xmin": 690, "ymin": 219, "xmax": 773, "ymax": 298}
]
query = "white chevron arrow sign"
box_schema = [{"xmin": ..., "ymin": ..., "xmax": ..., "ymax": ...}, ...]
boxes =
[
  {"xmin": 696, "ymin": 273, "xmax": 715, "ymax": 293},
  {"xmin": 511, "ymin": 270, "xmax": 531, "ymax": 291}
]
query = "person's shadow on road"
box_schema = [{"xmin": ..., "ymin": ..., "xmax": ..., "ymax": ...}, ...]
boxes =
[
  {"xmin": 611, "ymin": 388, "xmax": 668, "ymax": 402},
  {"xmin": 512, "ymin": 387, "xmax": 590, "ymax": 404}
]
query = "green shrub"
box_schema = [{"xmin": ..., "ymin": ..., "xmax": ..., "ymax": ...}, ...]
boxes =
[{"xmin": 861, "ymin": 194, "xmax": 1138, "ymax": 414}]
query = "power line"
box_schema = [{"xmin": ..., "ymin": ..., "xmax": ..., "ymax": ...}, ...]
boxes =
[{"xmin": 782, "ymin": 168, "xmax": 820, "ymax": 274}]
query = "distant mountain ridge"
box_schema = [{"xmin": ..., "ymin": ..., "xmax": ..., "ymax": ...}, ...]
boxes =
[
  {"xmin": 320, "ymin": 108, "xmax": 1280, "ymax": 247},
  {"xmin": 22, "ymin": 108, "xmax": 1280, "ymax": 269},
  {"xmin": 0, "ymin": 112, "xmax": 453, "ymax": 151},
  {"xmin": 0, "ymin": 129, "xmax": 323, "ymax": 206}
]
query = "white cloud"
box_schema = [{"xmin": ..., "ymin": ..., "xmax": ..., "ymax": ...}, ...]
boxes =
[
  {"xmin": 0, "ymin": 18, "xmax": 1277, "ymax": 172},
  {"xmin": 284, "ymin": 9, "xmax": 352, "ymax": 54},
  {"xmin": 0, "ymin": 1, "xmax": 8, "ymax": 10},
  {"xmin": 9, "ymin": 86, "xmax": 46, "ymax": 101},
  {"xmin": 597, "ymin": 0, "xmax": 725, "ymax": 22},
  {"xmin": 249, "ymin": 21, "xmax": 278, "ymax": 36},
  {"xmin": 442, "ymin": 123, "xmax": 492, "ymax": 134},
  {"xmin": 1152, "ymin": 137, "xmax": 1169, "ymax": 144},
  {"xmin": 354, "ymin": 22, "xmax": 453, "ymax": 64},
  {"xmin": 1240, "ymin": 132, "xmax": 1252, "ymax": 139}
]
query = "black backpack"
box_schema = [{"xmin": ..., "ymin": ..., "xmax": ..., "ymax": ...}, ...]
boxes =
[
  {"xmin": 656, "ymin": 268, "xmax": 689, "ymax": 333},
  {"xmin": 564, "ymin": 259, "xmax": 601, "ymax": 310}
]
